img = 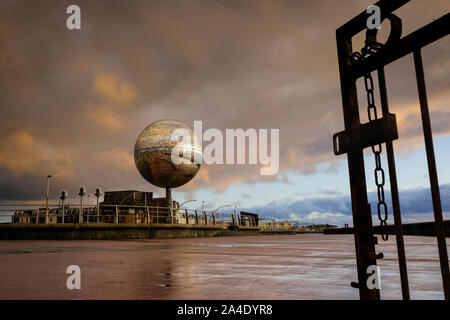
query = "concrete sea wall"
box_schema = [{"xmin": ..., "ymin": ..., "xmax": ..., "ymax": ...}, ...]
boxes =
[
  {"xmin": 0, "ymin": 223, "xmax": 270, "ymax": 240},
  {"xmin": 323, "ymin": 220, "xmax": 450, "ymax": 237}
]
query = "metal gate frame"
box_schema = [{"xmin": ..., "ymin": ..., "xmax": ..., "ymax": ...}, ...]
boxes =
[{"xmin": 333, "ymin": 0, "xmax": 449, "ymax": 300}]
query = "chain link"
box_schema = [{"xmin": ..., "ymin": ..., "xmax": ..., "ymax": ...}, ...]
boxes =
[{"xmin": 353, "ymin": 43, "xmax": 389, "ymax": 241}]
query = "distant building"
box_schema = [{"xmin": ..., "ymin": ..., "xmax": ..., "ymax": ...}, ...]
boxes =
[{"xmin": 239, "ymin": 212, "xmax": 259, "ymax": 227}]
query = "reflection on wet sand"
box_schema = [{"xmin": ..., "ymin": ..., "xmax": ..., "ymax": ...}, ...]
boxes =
[{"xmin": 0, "ymin": 234, "xmax": 447, "ymax": 299}]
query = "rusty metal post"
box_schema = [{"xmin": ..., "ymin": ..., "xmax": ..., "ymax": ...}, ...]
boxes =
[
  {"xmin": 195, "ymin": 210, "xmax": 199, "ymax": 224},
  {"xmin": 377, "ymin": 67, "xmax": 410, "ymax": 300},
  {"xmin": 413, "ymin": 50, "xmax": 450, "ymax": 300},
  {"xmin": 185, "ymin": 209, "xmax": 189, "ymax": 224},
  {"xmin": 336, "ymin": 29, "xmax": 379, "ymax": 300}
]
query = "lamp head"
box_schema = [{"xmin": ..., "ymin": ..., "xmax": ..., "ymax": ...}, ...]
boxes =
[{"xmin": 78, "ymin": 186, "xmax": 87, "ymax": 196}]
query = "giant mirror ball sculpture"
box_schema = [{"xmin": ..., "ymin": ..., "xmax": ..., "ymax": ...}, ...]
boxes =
[{"xmin": 134, "ymin": 120, "xmax": 202, "ymax": 189}]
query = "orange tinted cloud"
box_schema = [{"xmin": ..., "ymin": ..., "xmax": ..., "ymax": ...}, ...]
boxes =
[
  {"xmin": 84, "ymin": 72, "xmax": 139, "ymax": 130},
  {"xmin": 0, "ymin": 130, "xmax": 75, "ymax": 180},
  {"xmin": 89, "ymin": 148, "xmax": 135, "ymax": 173},
  {"xmin": 84, "ymin": 105, "xmax": 125, "ymax": 130},
  {"xmin": 0, "ymin": 130, "xmax": 36, "ymax": 174},
  {"xmin": 92, "ymin": 73, "xmax": 138, "ymax": 108}
]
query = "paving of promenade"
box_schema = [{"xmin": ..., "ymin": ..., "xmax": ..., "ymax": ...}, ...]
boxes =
[{"xmin": 0, "ymin": 234, "xmax": 447, "ymax": 299}]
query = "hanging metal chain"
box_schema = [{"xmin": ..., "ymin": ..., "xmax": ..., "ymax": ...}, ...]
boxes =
[{"xmin": 353, "ymin": 42, "xmax": 389, "ymax": 241}]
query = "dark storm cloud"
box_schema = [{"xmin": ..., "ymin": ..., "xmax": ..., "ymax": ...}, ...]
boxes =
[
  {"xmin": 0, "ymin": 0, "xmax": 449, "ymax": 201},
  {"xmin": 0, "ymin": 168, "xmax": 45, "ymax": 201},
  {"xmin": 244, "ymin": 184, "xmax": 450, "ymax": 223}
]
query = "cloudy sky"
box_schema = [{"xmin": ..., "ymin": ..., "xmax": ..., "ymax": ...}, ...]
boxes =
[{"xmin": 0, "ymin": 0, "xmax": 449, "ymax": 225}]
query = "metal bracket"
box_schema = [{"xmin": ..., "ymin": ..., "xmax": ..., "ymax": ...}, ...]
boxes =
[
  {"xmin": 369, "ymin": 252, "xmax": 384, "ymax": 260},
  {"xmin": 333, "ymin": 113, "xmax": 398, "ymax": 155}
]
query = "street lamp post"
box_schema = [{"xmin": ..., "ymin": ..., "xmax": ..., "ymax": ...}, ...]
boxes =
[
  {"xmin": 60, "ymin": 190, "xmax": 68, "ymax": 224},
  {"xmin": 213, "ymin": 205, "xmax": 232, "ymax": 214},
  {"xmin": 179, "ymin": 199, "xmax": 196, "ymax": 208},
  {"xmin": 78, "ymin": 186, "xmax": 87, "ymax": 224},
  {"xmin": 95, "ymin": 188, "xmax": 103, "ymax": 223},
  {"xmin": 213, "ymin": 204, "xmax": 233, "ymax": 225},
  {"xmin": 45, "ymin": 175, "xmax": 52, "ymax": 224},
  {"xmin": 179, "ymin": 200, "xmax": 196, "ymax": 225},
  {"xmin": 87, "ymin": 194, "xmax": 91, "ymax": 224}
]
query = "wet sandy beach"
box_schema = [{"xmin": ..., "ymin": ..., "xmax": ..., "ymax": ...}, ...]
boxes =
[{"xmin": 0, "ymin": 234, "xmax": 448, "ymax": 299}]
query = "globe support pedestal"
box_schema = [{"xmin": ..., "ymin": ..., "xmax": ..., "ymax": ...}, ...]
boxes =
[{"xmin": 166, "ymin": 187, "xmax": 173, "ymax": 224}]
